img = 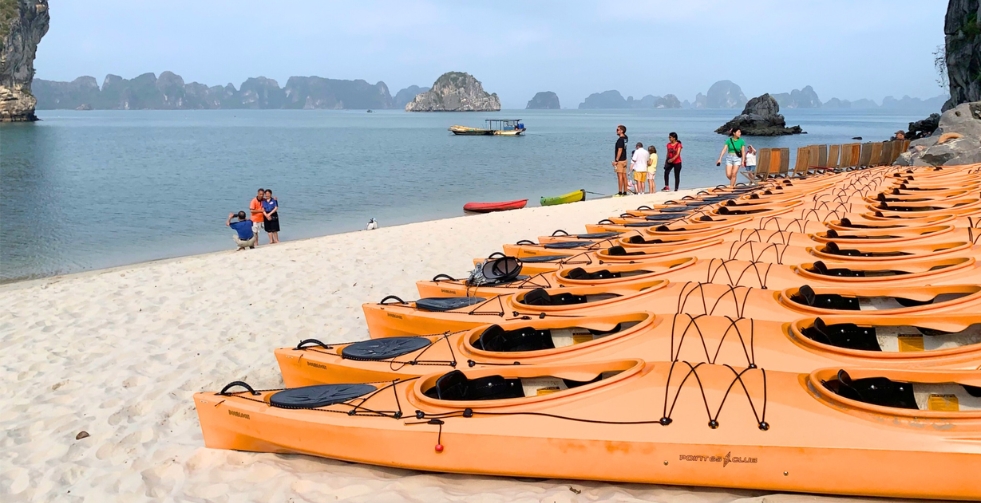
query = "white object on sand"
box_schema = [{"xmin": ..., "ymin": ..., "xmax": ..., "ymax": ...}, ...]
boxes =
[{"xmin": 365, "ymin": 218, "xmax": 378, "ymax": 230}]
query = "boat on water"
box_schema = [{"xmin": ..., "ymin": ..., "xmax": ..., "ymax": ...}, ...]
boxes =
[{"xmin": 449, "ymin": 119, "xmax": 526, "ymax": 136}]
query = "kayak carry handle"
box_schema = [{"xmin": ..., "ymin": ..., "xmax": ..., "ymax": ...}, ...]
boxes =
[
  {"xmin": 219, "ymin": 381, "xmax": 260, "ymax": 396},
  {"xmin": 295, "ymin": 339, "xmax": 333, "ymax": 350},
  {"xmin": 681, "ymin": 195, "xmax": 695, "ymax": 200},
  {"xmin": 697, "ymin": 190, "xmax": 710, "ymax": 195},
  {"xmin": 487, "ymin": 252, "xmax": 506, "ymax": 259},
  {"xmin": 636, "ymin": 206, "xmax": 652, "ymax": 210},
  {"xmin": 380, "ymin": 295, "xmax": 407, "ymax": 305},
  {"xmin": 620, "ymin": 213, "xmax": 632, "ymax": 218},
  {"xmin": 516, "ymin": 239, "xmax": 536, "ymax": 245},
  {"xmin": 664, "ymin": 200, "xmax": 677, "ymax": 204},
  {"xmin": 597, "ymin": 219, "xmax": 613, "ymax": 224},
  {"xmin": 432, "ymin": 274, "xmax": 455, "ymax": 282},
  {"xmin": 551, "ymin": 229, "xmax": 570, "ymax": 236}
]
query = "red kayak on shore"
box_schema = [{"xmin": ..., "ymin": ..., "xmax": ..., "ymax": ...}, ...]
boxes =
[{"xmin": 463, "ymin": 199, "xmax": 528, "ymax": 213}]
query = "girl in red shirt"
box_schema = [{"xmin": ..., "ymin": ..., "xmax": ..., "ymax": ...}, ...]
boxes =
[{"xmin": 663, "ymin": 132, "xmax": 683, "ymax": 191}]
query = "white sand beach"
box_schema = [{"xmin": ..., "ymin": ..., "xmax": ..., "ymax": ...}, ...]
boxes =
[{"xmin": 2, "ymin": 190, "xmax": 876, "ymax": 503}]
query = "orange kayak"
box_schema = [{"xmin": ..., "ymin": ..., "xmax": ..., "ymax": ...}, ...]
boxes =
[
  {"xmin": 363, "ymin": 281, "xmax": 981, "ymax": 338},
  {"xmin": 195, "ymin": 361, "xmax": 981, "ymax": 500},
  {"xmin": 276, "ymin": 312, "xmax": 981, "ymax": 386}
]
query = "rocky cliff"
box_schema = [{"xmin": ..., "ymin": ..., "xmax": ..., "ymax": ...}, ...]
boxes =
[
  {"xmin": 715, "ymin": 93, "xmax": 804, "ymax": 136},
  {"xmin": 34, "ymin": 72, "xmax": 395, "ymax": 110},
  {"xmin": 695, "ymin": 80, "xmax": 747, "ymax": 109},
  {"xmin": 405, "ymin": 72, "xmax": 500, "ymax": 112},
  {"xmin": 0, "ymin": 0, "xmax": 49, "ymax": 121},
  {"xmin": 526, "ymin": 91, "xmax": 560, "ymax": 109},
  {"xmin": 897, "ymin": 101, "xmax": 981, "ymax": 165},
  {"xmin": 394, "ymin": 85, "xmax": 428, "ymax": 109},
  {"xmin": 943, "ymin": 0, "xmax": 980, "ymax": 110}
]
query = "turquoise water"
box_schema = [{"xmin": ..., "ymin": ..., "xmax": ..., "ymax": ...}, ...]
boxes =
[{"xmin": 0, "ymin": 108, "xmax": 928, "ymax": 282}]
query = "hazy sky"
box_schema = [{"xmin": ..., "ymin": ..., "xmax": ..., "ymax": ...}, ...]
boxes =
[{"xmin": 36, "ymin": 0, "xmax": 949, "ymax": 108}]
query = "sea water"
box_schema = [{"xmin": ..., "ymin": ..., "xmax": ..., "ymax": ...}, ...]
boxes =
[{"xmin": 0, "ymin": 108, "xmax": 928, "ymax": 282}]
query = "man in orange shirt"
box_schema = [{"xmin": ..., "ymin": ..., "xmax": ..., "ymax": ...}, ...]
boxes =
[{"xmin": 249, "ymin": 188, "xmax": 266, "ymax": 245}]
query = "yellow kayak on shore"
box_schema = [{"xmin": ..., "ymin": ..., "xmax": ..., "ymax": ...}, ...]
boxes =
[{"xmin": 541, "ymin": 189, "xmax": 585, "ymax": 206}]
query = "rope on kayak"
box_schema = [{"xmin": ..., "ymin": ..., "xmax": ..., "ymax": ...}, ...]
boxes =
[
  {"xmin": 582, "ymin": 190, "xmax": 606, "ymax": 196},
  {"xmin": 660, "ymin": 361, "xmax": 768, "ymax": 430},
  {"xmin": 674, "ymin": 282, "xmax": 753, "ymax": 319},
  {"xmin": 725, "ymin": 241, "xmax": 790, "ymax": 265},
  {"xmin": 668, "ymin": 314, "xmax": 756, "ymax": 369},
  {"xmin": 384, "ymin": 331, "xmax": 461, "ymax": 370},
  {"xmin": 703, "ymin": 258, "xmax": 772, "ymax": 290}
]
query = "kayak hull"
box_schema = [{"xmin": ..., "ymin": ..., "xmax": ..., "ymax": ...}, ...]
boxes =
[
  {"xmin": 540, "ymin": 189, "xmax": 585, "ymax": 206},
  {"xmin": 464, "ymin": 199, "xmax": 528, "ymax": 213}
]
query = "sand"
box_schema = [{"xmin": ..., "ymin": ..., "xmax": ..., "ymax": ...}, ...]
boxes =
[{"xmin": 1, "ymin": 190, "xmax": 880, "ymax": 503}]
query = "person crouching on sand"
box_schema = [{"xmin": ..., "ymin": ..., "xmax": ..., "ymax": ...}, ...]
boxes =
[
  {"xmin": 647, "ymin": 145, "xmax": 658, "ymax": 193},
  {"xmin": 612, "ymin": 125, "xmax": 628, "ymax": 197},
  {"xmin": 262, "ymin": 189, "xmax": 280, "ymax": 244},
  {"xmin": 631, "ymin": 142, "xmax": 650, "ymax": 194},
  {"xmin": 227, "ymin": 211, "xmax": 257, "ymax": 250}
]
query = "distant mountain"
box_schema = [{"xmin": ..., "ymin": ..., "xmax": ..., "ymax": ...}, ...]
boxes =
[
  {"xmin": 772, "ymin": 86, "xmax": 822, "ymax": 108},
  {"xmin": 695, "ymin": 80, "xmax": 747, "ymax": 109},
  {"xmin": 34, "ymin": 72, "xmax": 395, "ymax": 110},
  {"xmin": 655, "ymin": 94, "xmax": 682, "ymax": 109},
  {"xmin": 578, "ymin": 90, "xmax": 627, "ymax": 109},
  {"xmin": 526, "ymin": 91, "xmax": 560, "ymax": 109},
  {"xmin": 394, "ymin": 85, "xmax": 429, "ymax": 109},
  {"xmin": 626, "ymin": 95, "xmax": 657, "ymax": 108},
  {"xmin": 821, "ymin": 94, "xmax": 949, "ymax": 111}
]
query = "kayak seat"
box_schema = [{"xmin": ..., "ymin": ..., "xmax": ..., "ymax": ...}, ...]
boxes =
[
  {"xmin": 475, "ymin": 325, "xmax": 555, "ymax": 352},
  {"xmin": 807, "ymin": 261, "xmax": 866, "ymax": 278},
  {"xmin": 563, "ymin": 267, "xmax": 619, "ymax": 280},
  {"xmin": 660, "ymin": 206, "xmax": 691, "ymax": 213},
  {"xmin": 519, "ymin": 255, "xmax": 571, "ymax": 263},
  {"xmin": 821, "ymin": 242, "xmax": 908, "ymax": 257},
  {"xmin": 270, "ymin": 383, "xmax": 378, "ymax": 409},
  {"xmin": 544, "ymin": 240, "xmax": 593, "ymax": 249},
  {"xmin": 801, "ymin": 317, "xmax": 881, "ymax": 351},
  {"xmin": 699, "ymin": 215, "xmax": 717, "ymax": 222},
  {"xmin": 790, "ymin": 285, "xmax": 860, "ymax": 310},
  {"xmin": 416, "ymin": 297, "xmax": 486, "ymax": 312},
  {"xmin": 521, "ymin": 288, "xmax": 587, "ymax": 306},
  {"xmin": 341, "ymin": 337, "xmax": 432, "ymax": 360},
  {"xmin": 425, "ymin": 370, "xmax": 524, "ymax": 401},
  {"xmin": 607, "ymin": 246, "xmax": 645, "ymax": 256},
  {"xmin": 628, "ymin": 236, "xmax": 665, "ymax": 244},
  {"xmin": 576, "ymin": 232, "xmax": 619, "ymax": 239},
  {"xmin": 824, "ymin": 370, "xmax": 918, "ymax": 410},
  {"xmin": 482, "ymin": 256, "xmax": 522, "ymax": 283}
]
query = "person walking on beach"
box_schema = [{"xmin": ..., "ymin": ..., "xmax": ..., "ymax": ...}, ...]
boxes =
[
  {"xmin": 631, "ymin": 142, "xmax": 650, "ymax": 195},
  {"xmin": 612, "ymin": 125, "xmax": 629, "ymax": 197},
  {"xmin": 227, "ymin": 211, "xmax": 257, "ymax": 250},
  {"xmin": 745, "ymin": 145, "xmax": 757, "ymax": 175},
  {"xmin": 262, "ymin": 189, "xmax": 280, "ymax": 244},
  {"xmin": 716, "ymin": 128, "xmax": 746, "ymax": 188},
  {"xmin": 249, "ymin": 188, "xmax": 266, "ymax": 246},
  {"xmin": 663, "ymin": 132, "xmax": 683, "ymax": 192},
  {"xmin": 647, "ymin": 145, "xmax": 658, "ymax": 194}
]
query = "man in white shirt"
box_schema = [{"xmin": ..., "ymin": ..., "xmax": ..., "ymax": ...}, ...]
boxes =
[{"xmin": 630, "ymin": 142, "xmax": 650, "ymax": 194}]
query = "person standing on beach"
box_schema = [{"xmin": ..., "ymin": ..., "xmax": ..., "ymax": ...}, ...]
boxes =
[
  {"xmin": 663, "ymin": 132, "xmax": 683, "ymax": 192},
  {"xmin": 716, "ymin": 128, "xmax": 746, "ymax": 188},
  {"xmin": 647, "ymin": 145, "xmax": 658, "ymax": 194},
  {"xmin": 249, "ymin": 188, "xmax": 266, "ymax": 246},
  {"xmin": 262, "ymin": 189, "xmax": 280, "ymax": 244},
  {"xmin": 631, "ymin": 142, "xmax": 650, "ymax": 195},
  {"xmin": 612, "ymin": 125, "xmax": 629, "ymax": 197},
  {"xmin": 744, "ymin": 145, "xmax": 757, "ymax": 174},
  {"xmin": 227, "ymin": 211, "xmax": 257, "ymax": 250}
]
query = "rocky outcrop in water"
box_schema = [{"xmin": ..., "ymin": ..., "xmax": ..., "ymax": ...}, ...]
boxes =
[
  {"xmin": 526, "ymin": 91, "xmax": 560, "ymax": 109},
  {"xmin": 943, "ymin": 0, "xmax": 981, "ymax": 110},
  {"xmin": 897, "ymin": 102, "xmax": 981, "ymax": 165},
  {"xmin": 394, "ymin": 85, "xmax": 429, "ymax": 109},
  {"xmin": 773, "ymin": 86, "xmax": 822, "ymax": 108},
  {"xmin": 905, "ymin": 113, "xmax": 942, "ymax": 139},
  {"xmin": 0, "ymin": 0, "xmax": 49, "ymax": 121},
  {"xmin": 34, "ymin": 72, "xmax": 395, "ymax": 110},
  {"xmin": 655, "ymin": 94, "xmax": 682, "ymax": 109},
  {"xmin": 578, "ymin": 90, "xmax": 626, "ymax": 109},
  {"xmin": 405, "ymin": 72, "xmax": 500, "ymax": 112},
  {"xmin": 715, "ymin": 93, "xmax": 804, "ymax": 136}
]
